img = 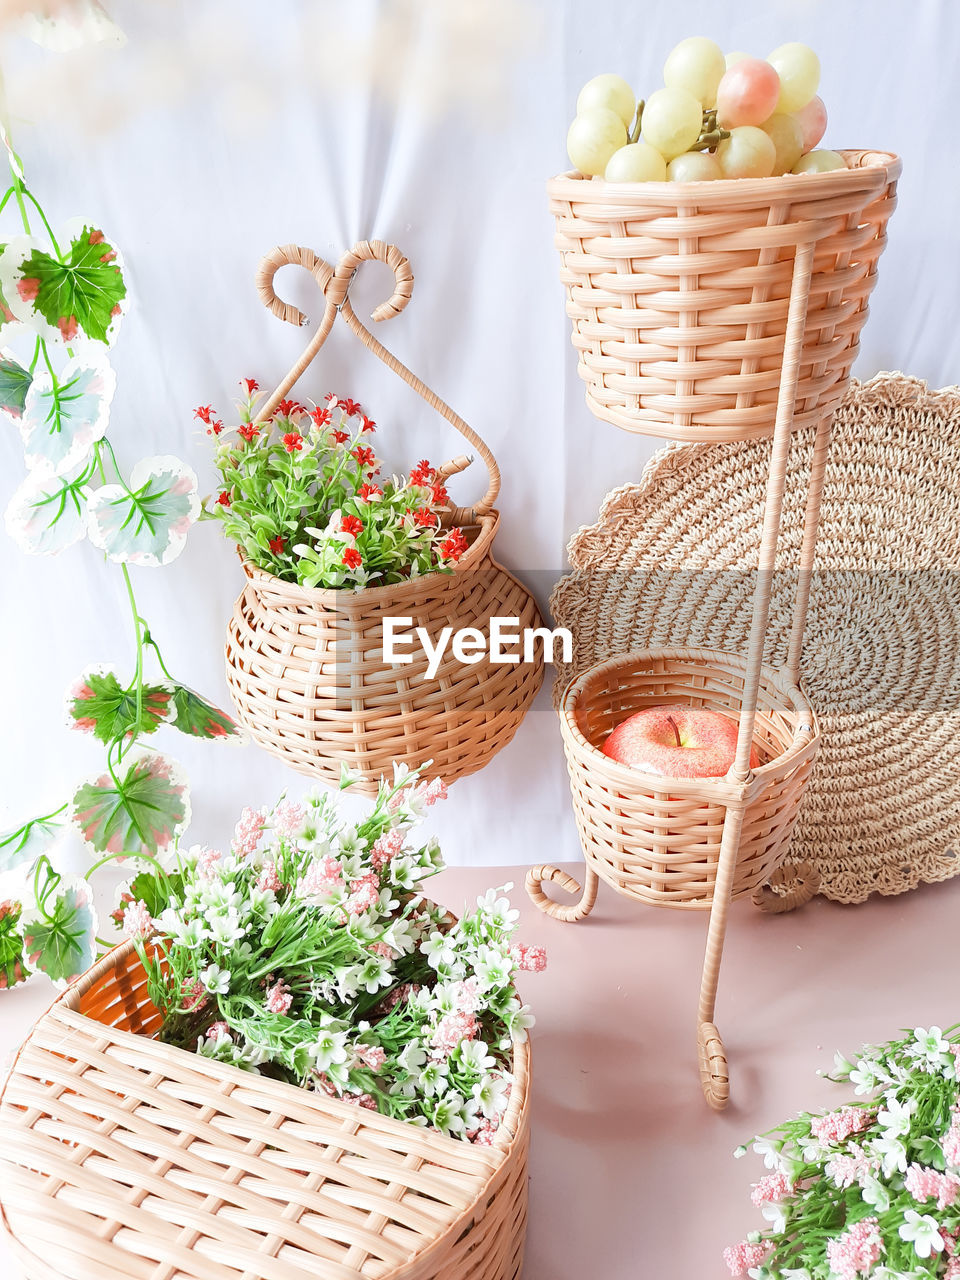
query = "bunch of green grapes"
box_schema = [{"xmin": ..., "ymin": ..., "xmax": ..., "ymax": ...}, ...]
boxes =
[{"xmin": 567, "ymin": 38, "xmax": 844, "ymax": 184}]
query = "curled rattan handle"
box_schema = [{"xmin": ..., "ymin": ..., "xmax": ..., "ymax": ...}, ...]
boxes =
[
  {"xmin": 326, "ymin": 239, "xmax": 414, "ymax": 322},
  {"xmin": 525, "ymin": 864, "xmax": 599, "ymax": 923}
]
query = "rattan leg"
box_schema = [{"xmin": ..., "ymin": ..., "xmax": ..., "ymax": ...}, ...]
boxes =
[
  {"xmin": 696, "ymin": 803, "xmax": 746, "ymax": 1110},
  {"xmin": 525, "ymin": 863, "xmax": 600, "ymax": 922}
]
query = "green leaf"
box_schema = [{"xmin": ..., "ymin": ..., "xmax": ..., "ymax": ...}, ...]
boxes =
[
  {"xmin": 19, "ymin": 355, "xmax": 115, "ymax": 474},
  {"xmin": 0, "ymin": 352, "xmax": 31, "ymax": 418},
  {"xmin": 87, "ymin": 454, "xmax": 199, "ymax": 566},
  {"xmin": 72, "ymin": 751, "xmax": 190, "ymax": 860},
  {"xmin": 123, "ymin": 868, "xmax": 184, "ymax": 920},
  {"xmin": 21, "ymin": 874, "xmax": 97, "ymax": 986},
  {"xmin": 20, "ymin": 226, "xmax": 126, "ymax": 345},
  {"xmin": 0, "ymin": 900, "xmax": 27, "ymax": 990},
  {"xmin": 66, "ymin": 666, "xmax": 173, "ymax": 743},
  {"xmin": 169, "ymin": 684, "xmax": 243, "ymax": 741},
  {"xmin": 0, "ymin": 814, "xmax": 66, "ymax": 874}
]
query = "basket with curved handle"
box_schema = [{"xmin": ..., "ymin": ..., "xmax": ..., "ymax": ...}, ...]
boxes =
[{"xmin": 252, "ymin": 238, "xmax": 501, "ymax": 525}]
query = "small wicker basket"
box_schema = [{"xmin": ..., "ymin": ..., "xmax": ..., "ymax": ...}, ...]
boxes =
[
  {"xmin": 0, "ymin": 938, "xmax": 530, "ymax": 1280},
  {"xmin": 223, "ymin": 240, "xmax": 544, "ymax": 792},
  {"xmin": 553, "ymin": 648, "xmax": 818, "ymax": 911}
]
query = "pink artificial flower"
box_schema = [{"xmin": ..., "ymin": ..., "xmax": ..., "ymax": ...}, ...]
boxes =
[
  {"xmin": 274, "ymin": 798, "xmax": 305, "ymax": 840},
  {"xmin": 196, "ymin": 846, "xmax": 224, "ymax": 879},
  {"xmin": 121, "ymin": 899, "xmax": 153, "ymax": 938},
  {"xmin": 257, "ymin": 860, "xmax": 281, "ymax": 893},
  {"xmin": 296, "ymin": 855, "xmax": 344, "ymax": 902},
  {"xmin": 449, "ymin": 978, "xmax": 483, "ymax": 1014},
  {"xmin": 265, "ymin": 979, "xmax": 293, "ymax": 1015},
  {"xmin": 810, "ymin": 1106, "xmax": 873, "ymax": 1144},
  {"xmin": 825, "ymin": 1151, "xmax": 877, "ymax": 1189},
  {"xmin": 355, "ymin": 1044, "xmax": 387, "ymax": 1072},
  {"xmin": 431, "ymin": 1010, "xmax": 478, "ymax": 1057},
  {"xmin": 723, "ymin": 1241, "xmax": 769, "ymax": 1277},
  {"xmin": 468, "ymin": 1119, "xmax": 499, "ymax": 1146},
  {"xmin": 342, "ymin": 1091, "xmax": 378, "ymax": 1110},
  {"xmin": 370, "ymin": 828, "xmax": 404, "ymax": 871},
  {"xmin": 750, "ymin": 1170, "xmax": 792, "ymax": 1208},
  {"xmin": 205, "ymin": 1021, "xmax": 230, "ymax": 1041},
  {"xmin": 825, "ymin": 1218, "xmax": 882, "ymax": 1280},
  {"xmin": 346, "ymin": 873, "xmax": 380, "ymax": 916},
  {"xmin": 181, "ymin": 979, "xmax": 206, "ymax": 1013},
  {"xmin": 417, "ymin": 777, "xmax": 448, "ymax": 807},
  {"xmin": 511, "ymin": 943, "xmax": 547, "ymax": 973},
  {"xmin": 370, "ymin": 941, "xmax": 394, "ymax": 960},
  {"xmin": 906, "ymin": 1162, "xmax": 960, "ymax": 1210},
  {"xmin": 233, "ymin": 805, "xmax": 265, "ymax": 857},
  {"xmin": 944, "ymin": 1112, "xmax": 960, "ymax": 1167}
]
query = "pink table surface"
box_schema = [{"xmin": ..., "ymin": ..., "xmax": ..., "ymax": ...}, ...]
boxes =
[{"xmin": 2, "ymin": 862, "xmax": 959, "ymax": 1279}]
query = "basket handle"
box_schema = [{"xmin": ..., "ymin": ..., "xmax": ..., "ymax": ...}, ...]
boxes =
[{"xmin": 252, "ymin": 239, "xmax": 501, "ymax": 520}]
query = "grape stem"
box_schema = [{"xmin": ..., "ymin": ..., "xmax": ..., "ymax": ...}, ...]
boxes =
[
  {"xmin": 689, "ymin": 129, "xmax": 730, "ymax": 153},
  {"xmin": 628, "ymin": 99, "xmax": 644, "ymax": 146}
]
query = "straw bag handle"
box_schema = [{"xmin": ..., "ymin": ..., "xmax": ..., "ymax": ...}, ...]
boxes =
[{"xmin": 253, "ymin": 239, "xmax": 501, "ymax": 521}]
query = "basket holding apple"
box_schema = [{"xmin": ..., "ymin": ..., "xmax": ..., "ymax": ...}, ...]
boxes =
[{"xmin": 568, "ymin": 37, "xmax": 843, "ymax": 182}]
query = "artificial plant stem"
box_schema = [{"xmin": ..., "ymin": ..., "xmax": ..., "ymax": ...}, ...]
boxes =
[{"xmin": 22, "ymin": 188, "xmax": 61, "ymax": 258}]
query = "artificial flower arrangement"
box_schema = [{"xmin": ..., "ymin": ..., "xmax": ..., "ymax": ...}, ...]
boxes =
[
  {"xmin": 116, "ymin": 764, "xmax": 543, "ymax": 1143},
  {"xmin": 199, "ymin": 383, "xmax": 470, "ymax": 590},
  {"xmin": 726, "ymin": 1025, "xmax": 960, "ymax": 1279}
]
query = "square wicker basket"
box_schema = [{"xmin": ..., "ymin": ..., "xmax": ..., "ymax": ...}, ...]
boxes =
[{"xmin": 0, "ymin": 940, "xmax": 530, "ymax": 1280}]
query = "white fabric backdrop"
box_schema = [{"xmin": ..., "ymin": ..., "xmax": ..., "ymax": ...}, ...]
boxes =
[{"xmin": 1, "ymin": 0, "xmax": 957, "ymax": 874}]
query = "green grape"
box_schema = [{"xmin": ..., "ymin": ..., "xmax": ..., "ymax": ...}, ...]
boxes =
[
  {"xmin": 640, "ymin": 87, "xmax": 703, "ymax": 161},
  {"xmin": 576, "ymin": 73, "xmax": 636, "ymax": 128},
  {"xmin": 716, "ymin": 125, "xmax": 776, "ymax": 179},
  {"xmin": 767, "ymin": 42, "xmax": 820, "ymax": 113},
  {"xmin": 792, "ymin": 148, "xmax": 846, "ymax": 174},
  {"xmin": 567, "ymin": 108, "xmax": 628, "ymax": 176},
  {"xmin": 663, "ymin": 36, "xmax": 725, "ymax": 109},
  {"xmin": 725, "ymin": 50, "xmax": 750, "ymax": 68},
  {"xmin": 760, "ymin": 113, "xmax": 804, "ymax": 175},
  {"xmin": 604, "ymin": 142, "xmax": 667, "ymax": 182},
  {"xmin": 667, "ymin": 151, "xmax": 721, "ymax": 182}
]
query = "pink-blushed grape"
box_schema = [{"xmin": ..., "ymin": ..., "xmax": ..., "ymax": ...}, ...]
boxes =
[
  {"xmin": 725, "ymin": 50, "xmax": 750, "ymax": 69},
  {"xmin": 716, "ymin": 126, "xmax": 776, "ymax": 178},
  {"xmin": 604, "ymin": 142, "xmax": 667, "ymax": 182},
  {"xmin": 794, "ymin": 95, "xmax": 827, "ymax": 151},
  {"xmin": 760, "ymin": 113, "xmax": 804, "ymax": 175},
  {"xmin": 667, "ymin": 151, "xmax": 721, "ymax": 182},
  {"xmin": 640, "ymin": 86, "xmax": 703, "ymax": 160},
  {"xmin": 767, "ymin": 43, "xmax": 820, "ymax": 113},
  {"xmin": 792, "ymin": 148, "xmax": 845, "ymax": 174},
  {"xmin": 716, "ymin": 57, "xmax": 781, "ymax": 128},
  {"xmin": 567, "ymin": 108, "xmax": 628, "ymax": 176},
  {"xmin": 663, "ymin": 36, "xmax": 725, "ymax": 108},
  {"xmin": 576, "ymin": 73, "xmax": 636, "ymax": 128}
]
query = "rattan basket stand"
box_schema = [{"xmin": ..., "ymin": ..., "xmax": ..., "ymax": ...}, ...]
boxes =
[{"xmin": 525, "ymin": 154, "xmax": 900, "ymax": 1109}]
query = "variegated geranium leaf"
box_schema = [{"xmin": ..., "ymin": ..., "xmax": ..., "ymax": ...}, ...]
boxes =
[
  {"xmin": 0, "ymin": 900, "xmax": 27, "ymax": 990},
  {"xmin": 19, "ymin": 354, "xmax": 115, "ymax": 475},
  {"xmin": 71, "ymin": 750, "xmax": 190, "ymax": 861},
  {"xmin": 0, "ymin": 813, "xmax": 66, "ymax": 874},
  {"xmin": 4, "ymin": 462, "xmax": 91, "ymax": 554},
  {"xmin": 0, "ymin": 350, "xmax": 32, "ymax": 418},
  {"xmin": 87, "ymin": 455, "xmax": 199, "ymax": 567},
  {"xmin": 17, "ymin": 225, "xmax": 127, "ymax": 346},
  {"xmin": 21, "ymin": 873, "xmax": 97, "ymax": 987},
  {"xmin": 169, "ymin": 684, "xmax": 244, "ymax": 741},
  {"xmin": 66, "ymin": 666, "xmax": 173, "ymax": 743},
  {"xmin": 0, "ymin": 235, "xmax": 53, "ymax": 342}
]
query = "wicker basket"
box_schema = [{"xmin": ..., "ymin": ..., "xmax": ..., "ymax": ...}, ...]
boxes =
[
  {"xmin": 0, "ymin": 938, "xmax": 530, "ymax": 1280},
  {"xmin": 222, "ymin": 240, "xmax": 544, "ymax": 791},
  {"xmin": 548, "ymin": 150, "xmax": 901, "ymax": 441},
  {"xmin": 554, "ymin": 648, "xmax": 819, "ymax": 910}
]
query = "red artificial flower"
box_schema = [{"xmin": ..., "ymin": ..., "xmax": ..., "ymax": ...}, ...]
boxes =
[
  {"xmin": 277, "ymin": 398, "xmax": 304, "ymax": 418},
  {"xmin": 342, "ymin": 547, "xmax": 363, "ymax": 569},
  {"xmin": 361, "ymin": 415, "xmax": 376, "ymax": 433},
  {"xmin": 238, "ymin": 423, "xmax": 259, "ymax": 442},
  {"xmin": 208, "ymin": 421, "xmax": 224, "ymax": 436},
  {"xmin": 410, "ymin": 459, "xmax": 436, "ymax": 486},
  {"xmin": 352, "ymin": 445, "xmax": 376, "ymax": 468},
  {"xmin": 440, "ymin": 528, "xmax": 469, "ymax": 562},
  {"xmin": 414, "ymin": 508, "xmax": 438, "ymax": 528},
  {"xmin": 311, "ymin": 406, "xmax": 333, "ymax": 428},
  {"xmin": 331, "ymin": 429, "xmax": 349, "ymax": 444},
  {"xmin": 269, "ymin": 536, "xmax": 286, "ymax": 554},
  {"xmin": 340, "ymin": 515, "xmax": 364, "ymax": 536},
  {"xmin": 340, "ymin": 398, "xmax": 362, "ymax": 417},
  {"xmin": 283, "ymin": 432, "xmax": 304, "ymax": 453},
  {"xmin": 324, "ymin": 391, "xmax": 337, "ymax": 402},
  {"xmin": 216, "ymin": 490, "xmax": 231, "ymax": 506},
  {"xmin": 242, "ymin": 378, "xmax": 259, "ymax": 394},
  {"xmin": 194, "ymin": 405, "xmax": 215, "ymax": 423},
  {"xmin": 358, "ymin": 483, "xmax": 383, "ymax": 502},
  {"xmin": 431, "ymin": 483, "xmax": 449, "ymax": 506}
]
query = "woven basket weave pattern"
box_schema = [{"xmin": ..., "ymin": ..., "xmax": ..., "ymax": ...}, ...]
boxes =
[
  {"xmin": 562, "ymin": 648, "xmax": 818, "ymax": 909},
  {"xmin": 549, "ymin": 151, "xmax": 900, "ymax": 441},
  {"xmin": 0, "ymin": 940, "xmax": 529, "ymax": 1280}
]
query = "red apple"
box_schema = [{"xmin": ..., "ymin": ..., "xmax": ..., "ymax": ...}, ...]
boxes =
[{"xmin": 601, "ymin": 705, "xmax": 760, "ymax": 778}]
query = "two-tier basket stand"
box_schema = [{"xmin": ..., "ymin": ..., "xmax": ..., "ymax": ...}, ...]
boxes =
[{"xmin": 526, "ymin": 152, "xmax": 901, "ymax": 1108}]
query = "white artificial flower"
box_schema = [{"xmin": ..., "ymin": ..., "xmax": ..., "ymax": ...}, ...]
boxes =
[
  {"xmin": 475, "ymin": 886, "xmax": 519, "ymax": 932},
  {"xmin": 899, "ymin": 1209, "xmax": 944, "ymax": 1259},
  {"xmin": 200, "ymin": 963, "xmax": 230, "ymax": 995},
  {"xmin": 155, "ymin": 908, "xmax": 205, "ymax": 948},
  {"xmin": 419, "ymin": 1059, "xmax": 449, "ymax": 1098},
  {"xmin": 398, "ymin": 1042, "xmax": 427, "ymax": 1075},
  {"xmin": 432, "ymin": 1090, "xmax": 467, "ymax": 1137},
  {"xmin": 310, "ymin": 1024, "xmax": 350, "ymax": 1073},
  {"xmin": 505, "ymin": 1001, "xmax": 535, "ymax": 1042},
  {"xmin": 206, "ymin": 908, "xmax": 247, "ymax": 948},
  {"xmin": 388, "ymin": 857, "xmax": 419, "ymax": 891},
  {"xmin": 377, "ymin": 886, "xmax": 400, "ymax": 914},
  {"xmin": 878, "ymin": 1094, "xmax": 916, "ymax": 1137},
  {"xmin": 849, "ymin": 1059, "xmax": 882, "ymax": 1094},
  {"xmin": 474, "ymin": 945, "xmax": 513, "ymax": 991},
  {"xmin": 833, "ymin": 1051, "xmax": 854, "ymax": 1077},
  {"xmin": 760, "ymin": 1201, "xmax": 788, "ymax": 1234},
  {"xmin": 381, "ymin": 918, "xmax": 416, "ymax": 957},
  {"xmin": 247, "ymin": 885, "xmax": 278, "ymax": 918},
  {"xmin": 458, "ymin": 1039, "xmax": 496, "ymax": 1074},
  {"xmin": 870, "ymin": 1133, "xmax": 908, "ymax": 1177},
  {"xmin": 471, "ymin": 1070, "xmax": 510, "ymax": 1120},
  {"xmin": 796, "ymin": 1134, "xmax": 825, "ymax": 1163},
  {"xmin": 751, "ymin": 1137, "xmax": 783, "ymax": 1170},
  {"xmin": 422, "ymin": 930, "xmax": 457, "ymax": 970},
  {"xmin": 909, "ymin": 1026, "xmax": 952, "ymax": 1070},
  {"xmin": 333, "ymin": 964, "xmax": 363, "ymax": 1001},
  {"xmin": 860, "ymin": 1172, "xmax": 890, "ymax": 1211},
  {"xmin": 358, "ymin": 954, "xmax": 392, "ymax": 994}
]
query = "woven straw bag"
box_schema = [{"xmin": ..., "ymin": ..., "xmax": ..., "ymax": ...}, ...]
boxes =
[
  {"xmin": 0, "ymin": 933, "xmax": 530, "ymax": 1280},
  {"xmin": 549, "ymin": 373, "xmax": 960, "ymax": 906},
  {"xmin": 223, "ymin": 241, "xmax": 543, "ymax": 792}
]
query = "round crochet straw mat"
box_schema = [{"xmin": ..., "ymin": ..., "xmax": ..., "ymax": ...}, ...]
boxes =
[{"xmin": 551, "ymin": 373, "xmax": 960, "ymax": 904}]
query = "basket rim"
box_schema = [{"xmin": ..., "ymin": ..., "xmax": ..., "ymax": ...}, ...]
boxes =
[
  {"xmin": 236, "ymin": 508, "xmax": 500, "ymax": 607},
  {"xmin": 559, "ymin": 646, "xmax": 818, "ymax": 799},
  {"xmin": 547, "ymin": 148, "xmax": 901, "ymax": 205}
]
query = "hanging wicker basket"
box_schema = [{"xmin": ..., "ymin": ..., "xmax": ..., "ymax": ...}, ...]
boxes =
[
  {"xmin": 222, "ymin": 240, "xmax": 544, "ymax": 792},
  {"xmin": 0, "ymin": 936, "xmax": 530, "ymax": 1280},
  {"xmin": 548, "ymin": 150, "xmax": 900, "ymax": 442},
  {"xmin": 554, "ymin": 648, "xmax": 819, "ymax": 911}
]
